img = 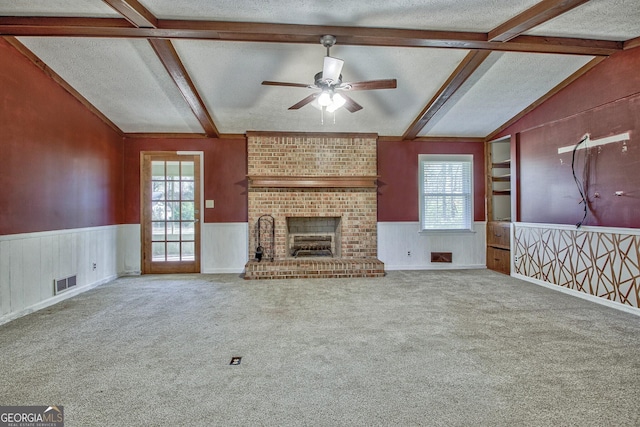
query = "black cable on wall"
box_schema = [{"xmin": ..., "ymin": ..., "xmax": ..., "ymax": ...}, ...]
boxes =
[{"xmin": 571, "ymin": 135, "xmax": 589, "ymax": 228}]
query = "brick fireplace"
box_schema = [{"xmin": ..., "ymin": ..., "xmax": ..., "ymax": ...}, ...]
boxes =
[{"xmin": 244, "ymin": 132, "xmax": 384, "ymax": 279}]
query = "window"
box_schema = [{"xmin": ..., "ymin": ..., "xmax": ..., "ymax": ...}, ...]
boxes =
[{"xmin": 419, "ymin": 154, "xmax": 473, "ymax": 231}]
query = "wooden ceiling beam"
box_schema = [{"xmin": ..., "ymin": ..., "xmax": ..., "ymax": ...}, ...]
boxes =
[
  {"xmin": 124, "ymin": 132, "xmax": 247, "ymax": 139},
  {"xmin": 102, "ymin": 0, "xmax": 158, "ymax": 28},
  {"xmin": 103, "ymin": 0, "xmax": 219, "ymax": 138},
  {"xmin": 0, "ymin": 17, "xmax": 132, "ymax": 28},
  {"xmin": 0, "ymin": 17, "xmax": 621, "ymax": 56},
  {"xmin": 149, "ymin": 39, "xmax": 219, "ymax": 138},
  {"xmin": 379, "ymin": 136, "xmax": 486, "ymax": 143},
  {"xmin": 624, "ymin": 36, "xmax": 640, "ymax": 50},
  {"xmin": 402, "ymin": 50, "xmax": 491, "ymax": 141},
  {"xmin": 489, "ymin": 0, "xmax": 590, "ymax": 42}
]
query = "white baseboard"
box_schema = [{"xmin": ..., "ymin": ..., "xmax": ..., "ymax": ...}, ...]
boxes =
[
  {"xmin": 201, "ymin": 268, "xmax": 245, "ymax": 274},
  {"xmin": 0, "ymin": 274, "xmax": 116, "ymax": 326},
  {"xmin": 513, "ymin": 273, "xmax": 640, "ymax": 317},
  {"xmin": 384, "ymin": 264, "xmax": 487, "ymax": 271},
  {"xmin": 119, "ymin": 271, "xmax": 141, "ymax": 276}
]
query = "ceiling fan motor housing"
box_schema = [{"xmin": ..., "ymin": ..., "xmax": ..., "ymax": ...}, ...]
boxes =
[{"xmin": 315, "ymin": 71, "xmax": 342, "ymax": 88}]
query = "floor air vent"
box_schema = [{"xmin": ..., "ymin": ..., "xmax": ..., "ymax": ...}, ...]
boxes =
[
  {"xmin": 431, "ymin": 252, "xmax": 453, "ymax": 263},
  {"xmin": 54, "ymin": 275, "xmax": 77, "ymax": 295}
]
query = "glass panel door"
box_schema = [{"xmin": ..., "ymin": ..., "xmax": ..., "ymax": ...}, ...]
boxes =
[{"xmin": 142, "ymin": 153, "xmax": 200, "ymax": 273}]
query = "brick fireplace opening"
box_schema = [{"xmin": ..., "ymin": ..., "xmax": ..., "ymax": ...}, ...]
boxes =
[
  {"xmin": 244, "ymin": 132, "xmax": 385, "ymax": 279},
  {"xmin": 287, "ymin": 216, "xmax": 341, "ymax": 258}
]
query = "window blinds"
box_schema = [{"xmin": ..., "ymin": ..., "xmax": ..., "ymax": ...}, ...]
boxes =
[{"xmin": 421, "ymin": 159, "xmax": 472, "ymax": 230}]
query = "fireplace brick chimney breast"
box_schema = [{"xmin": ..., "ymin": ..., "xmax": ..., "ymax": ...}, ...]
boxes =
[{"xmin": 245, "ymin": 132, "xmax": 383, "ymax": 278}]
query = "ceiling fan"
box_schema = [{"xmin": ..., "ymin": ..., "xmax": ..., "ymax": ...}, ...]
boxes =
[{"xmin": 262, "ymin": 35, "xmax": 397, "ymax": 113}]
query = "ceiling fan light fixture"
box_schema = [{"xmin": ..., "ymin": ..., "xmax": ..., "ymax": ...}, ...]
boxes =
[
  {"xmin": 262, "ymin": 34, "xmax": 396, "ymax": 115},
  {"xmin": 318, "ymin": 91, "xmax": 332, "ymax": 107},
  {"xmin": 327, "ymin": 93, "xmax": 346, "ymax": 112}
]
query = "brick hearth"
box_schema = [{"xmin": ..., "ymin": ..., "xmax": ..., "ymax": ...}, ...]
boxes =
[
  {"xmin": 245, "ymin": 132, "xmax": 384, "ymax": 279},
  {"xmin": 244, "ymin": 258, "xmax": 385, "ymax": 280}
]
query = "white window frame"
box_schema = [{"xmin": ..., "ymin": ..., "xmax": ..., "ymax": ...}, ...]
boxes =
[{"xmin": 419, "ymin": 154, "xmax": 474, "ymax": 232}]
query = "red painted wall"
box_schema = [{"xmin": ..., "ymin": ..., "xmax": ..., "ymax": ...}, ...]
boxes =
[
  {"xmin": 0, "ymin": 39, "xmax": 124, "ymax": 235},
  {"xmin": 377, "ymin": 140, "xmax": 486, "ymax": 222},
  {"xmin": 122, "ymin": 137, "xmax": 248, "ymax": 224},
  {"xmin": 497, "ymin": 47, "xmax": 640, "ymax": 228}
]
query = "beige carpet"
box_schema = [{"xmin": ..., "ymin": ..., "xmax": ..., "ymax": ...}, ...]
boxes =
[{"xmin": 1, "ymin": 270, "xmax": 639, "ymax": 426}]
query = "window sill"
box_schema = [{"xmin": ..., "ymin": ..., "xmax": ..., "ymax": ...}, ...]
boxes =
[{"xmin": 419, "ymin": 229, "xmax": 476, "ymax": 235}]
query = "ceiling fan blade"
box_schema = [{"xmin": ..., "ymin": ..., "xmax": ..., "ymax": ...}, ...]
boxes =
[
  {"xmin": 341, "ymin": 79, "xmax": 397, "ymax": 91},
  {"xmin": 340, "ymin": 94, "xmax": 363, "ymax": 113},
  {"xmin": 322, "ymin": 56, "xmax": 344, "ymax": 84},
  {"xmin": 262, "ymin": 81, "xmax": 312, "ymax": 88},
  {"xmin": 288, "ymin": 93, "xmax": 319, "ymax": 110}
]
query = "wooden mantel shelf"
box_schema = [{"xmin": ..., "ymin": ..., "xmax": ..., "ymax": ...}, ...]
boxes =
[{"xmin": 248, "ymin": 175, "xmax": 379, "ymax": 188}]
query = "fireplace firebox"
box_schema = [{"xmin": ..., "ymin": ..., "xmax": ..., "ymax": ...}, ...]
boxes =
[{"xmin": 287, "ymin": 216, "xmax": 341, "ymax": 258}]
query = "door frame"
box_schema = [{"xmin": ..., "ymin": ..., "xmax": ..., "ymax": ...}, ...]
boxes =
[{"xmin": 140, "ymin": 151, "xmax": 204, "ymax": 274}]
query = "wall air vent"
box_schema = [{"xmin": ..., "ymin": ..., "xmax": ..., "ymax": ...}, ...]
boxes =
[
  {"xmin": 54, "ymin": 275, "xmax": 77, "ymax": 295},
  {"xmin": 431, "ymin": 252, "xmax": 452, "ymax": 263}
]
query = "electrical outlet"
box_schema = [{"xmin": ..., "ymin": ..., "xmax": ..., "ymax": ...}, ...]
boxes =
[
  {"xmin": 92, "ymin": 263, "xmax": 97, "ymax": 271},
  {"xmin": 407, "ymin": 251, "xmax": 411, "ymax": 257},
  {"xmin": 514, "ymin": 256, "xmax": 518, "ymax": 263}
]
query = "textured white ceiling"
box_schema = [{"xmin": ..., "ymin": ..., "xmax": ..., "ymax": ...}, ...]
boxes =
[
  {"xmin": 2, "ymin": 0, "xmax": 640, "ymax": 138},
  {"xmin": 525, "ymin": 0, "xmax": 640, "ymax": 41},
  {"xmin": 420, "ymin": 52, "xmax": 593, "ymax": 136},
  {"xmin": 173, "ymin": 40, "xmax": 469, "ymax": 135},
  {"xmin": 17, "ymin": 37, "xmax": 204, "ymax": 133},
  {"xmin": 0, "ymin": 0, "xmax": 120, "ymax": 17},
  {"xmin": 420, "ymin": 52, "xmax": 595, "ymax": 137},
  {"xmin": 144, "ymin": 0, "xmax": 541, "ymax": 32}
]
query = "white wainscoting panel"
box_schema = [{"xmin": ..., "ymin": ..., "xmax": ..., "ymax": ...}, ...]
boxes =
[
  {"xmin": 201, "ymin": 222, "xmax": 248, "ymax": 274},
  {"xmin": 0, "ymin": 226, "xmax": 121, "ymax": 325},
  {"xmin": 378, "ymin": 222, "xmax": 486, "ymax": 270},
  {"xmin": 117, "ymin": 223, "xmax": 248, "ymax": 275},
  {"xmin": 117, "ymin": 224, "xmax": 141, "ymax": 275}
]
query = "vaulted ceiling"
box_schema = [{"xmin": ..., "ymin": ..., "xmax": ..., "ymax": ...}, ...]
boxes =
[{"xmin": 2, "ymin": 0, "xmax": 639, "ymax": 139}]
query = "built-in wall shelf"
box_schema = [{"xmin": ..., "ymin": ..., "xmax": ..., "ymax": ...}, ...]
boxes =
[
  {"xmin": 486, "ymin": 138, "xmax": 512, "ymax": 275},
  {"xmin": 492, "ymin": 161, "xmax": 511, "ymax": 168},
  {"xmin": 248, "ymin": 175, "xmax": 379, "ymax": 189},
  {"xmin": 487, "ymin": 139, "xmax": 512, "ymax": 222}
]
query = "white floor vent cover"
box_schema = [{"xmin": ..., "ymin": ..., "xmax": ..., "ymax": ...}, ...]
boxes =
[{"xmin": 54, "ymin": 275, "xmax": 77, "ymax": 295}]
